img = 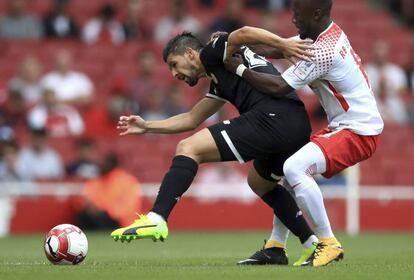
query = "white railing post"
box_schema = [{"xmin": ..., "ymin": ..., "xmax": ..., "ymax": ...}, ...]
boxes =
[{"xmin": 345, "ymin": 164, "xmax": 360, "ymax": 235}]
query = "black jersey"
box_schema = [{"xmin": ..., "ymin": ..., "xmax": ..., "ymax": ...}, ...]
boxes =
[{"xmin": 200, "ymin": 34, "xmax": 300, "ymax": 114}]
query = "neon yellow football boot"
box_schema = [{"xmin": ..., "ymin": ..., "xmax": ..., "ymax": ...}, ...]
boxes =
[
  {"xmin": 301, "ymin": 239, "xmax": 344, "ymax": 267},
  {"xmin": 293, "ymin": 242, "xmax": 318, "ymax": 266},
  {"xmin": 110, "ymin": 214, "xmax": 168, "ymax": 243}
]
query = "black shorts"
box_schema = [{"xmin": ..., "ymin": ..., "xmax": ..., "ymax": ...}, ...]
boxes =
[{"xmin": 208, "ymin": 99, "xmax": 311, "ymax": 181}]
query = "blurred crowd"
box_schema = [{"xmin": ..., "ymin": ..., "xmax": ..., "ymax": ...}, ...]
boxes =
[
  {"xmin": 0, "ymin": 0, "xmax": 292, "ymax": 184},
  {"xmin": 0, "ymin": 0, "xmax": 413, "ymax": 185},
  {"xmin": 381, "ymin": 0, "xmax": 414, "ymax": 27}
]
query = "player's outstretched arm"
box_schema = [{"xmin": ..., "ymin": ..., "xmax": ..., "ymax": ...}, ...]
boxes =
[
  {"xmin": 209, "ymin": 30, "xmax": 290, "ymax": 60},
  {"xmin": 227, "ymin": 26, "xmax": 314, "ymax": 64},
  {"xmin": 117, "ymin": 98, "xmax": 225, "ymax": 135},
  {"xmin": 225, "ymin": 54, "xmax": 293, "ymax": 98}
]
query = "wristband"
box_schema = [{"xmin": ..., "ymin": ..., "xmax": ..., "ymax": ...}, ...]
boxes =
[{"xmin": 236, "ymin": 64, "xmax": 247, "ymax": 77}]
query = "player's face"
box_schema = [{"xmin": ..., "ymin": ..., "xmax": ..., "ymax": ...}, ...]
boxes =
[
  {"xmin": 166, "ymin": 51, "xmax": 199, "ymax": 87},
  {"xmin": 291, "ymin": 0, "xmax": 314, "ymax": 39}
]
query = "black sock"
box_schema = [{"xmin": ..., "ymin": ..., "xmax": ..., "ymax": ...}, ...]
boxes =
[
  {"xmin": 261, "ymin": 184, "xmax": 314, "ymax": 244},
  {"xmin": 151, "ymin": 155, "xmax": 198, "ymax": 221}
]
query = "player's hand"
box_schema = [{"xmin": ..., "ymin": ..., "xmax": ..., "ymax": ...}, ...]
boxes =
[
  {"xmin": 281, "ymin": 37, "xmax": 316, "ymax": 65},
  {"xmin": 208, "ymin": 31, "xmax": 228, "ymax": 43},
  {"xmin": 224, "ymin": 54, "xmax": 244, "ymax": 74},
  {"xmin": 117, "ymin": 115, "xmax": 147, "ymax": 135}
]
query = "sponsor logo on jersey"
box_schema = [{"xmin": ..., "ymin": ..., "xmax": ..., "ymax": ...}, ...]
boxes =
[{"xmin": 293, "ymin": 61, "xmax": 316, "ymax": 81}]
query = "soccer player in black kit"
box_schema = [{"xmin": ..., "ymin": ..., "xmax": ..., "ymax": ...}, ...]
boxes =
[{"xmin": 111, "ymin": 31, "xmax": 323, "ymax": 265}]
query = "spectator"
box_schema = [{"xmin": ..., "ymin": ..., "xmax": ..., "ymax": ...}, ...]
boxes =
[
  {"xmin": 198, "ymin": 0, "xmax": 214, "ymax": 8},
  {"xmin": 0, "ymin": 141, "xmax": 21, "ymax": 181},
  {"xmin": 1, "ymin": 89, "xmax": 27, "ymax": 128},
  {"xmin": 0, "ymin": 133, "xmax": 18, "ymax": 238},
  {"xmin": 67, "ymin": 138, "xmax": 100, "ymax": 180},
  {"xmin": 82, "ymin": 3, "xmax": 125, "ymax": 45},
  {"xmin": 365, "ymin": 40, "xmax": 409, "ymax": 124},
  {"xmin": 154, "ymin": 0, "xmax": 202, "ymax": 42},
  {"xmin": 399, "ymin": 0, "xmax": 414, "ymax": 26},
  {"xmin": 27, "ymin": 88, "xmax": 85, "ymax": 137},
  {"xmin": 0, "ymin": 0, "xmax": 43, "ymax": 39},
  {"xmin": 141, "ymin": 88, "xmax": 169, "ymax": 121},
  {"xmin": 129, "ymin": 49, "xmax": 169, "ymax": 107},
  {"xmin": 0, "ymin": 110, "xmax": 15, "ymax": 143},
  {"xmin": 8, "ymin": 55, "xmax": 43, "ymax": 106},
  {"xmin": 405, "ymin": 42, "xmax": 414, "ymax": 123},
  {"xmin": 406, "ymin": 42, "xmax": 414, "ymax": 93},
  {"xmin": 16, "ymin": 128, "xmax": 64, "ymax": 180},
  {"xmin": 123, "ymin": 0, "xmax": 150, "ymax": 40},
  {"xmin": 388, "ymin": 0, "xmax": 414, "ymax": 27},
  {"xmin": 259, "ymin": 10, "xmax": 284, "ymax": 35},
  {"xmin": 84, "ymin": 78, "xmax": 137, "ymax": 137},
  {"xmin": 267, "ymin": 0, "xmax": 291, "ymax": 11},
  {"xmin": 43, "ymin": 0, "xmax": 79, "ymax": 38},
  {"xmin": 0, "ymin": 111, "xmax": 17, "ymax": 181},
  {"xmin": 41, "ymin": 49, "xmax": 94, "ymax": 106},
  {"xmin": 245, "ymin": 0, "xmax": 268, "ymax": 10},
  {"xmin": 209, "ymin": 0, "xmax": 245, "ymax": 33},
  {"xmin": 77, "ymin": 154, "xmax": 141, "ymax": 230}
]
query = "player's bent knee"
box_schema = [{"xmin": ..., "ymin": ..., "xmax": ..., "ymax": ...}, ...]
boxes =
[
  {"xmin": 176, "ymin": 139, "xmax": 194, "ymax": 156},
  {"xmin": 283, "ymin": 156, "xmax": 299, "ymax": 179},
  {"xmin": 247, "ymin": 169, "xmax": 274, "ymax": 197},
  {"xmin": 247, "ymin": 174, "xmax": 260, "ymax": 193},
  {"xmin": 175, "ymin": 139, "xmax": 201, "ymax": 162}
]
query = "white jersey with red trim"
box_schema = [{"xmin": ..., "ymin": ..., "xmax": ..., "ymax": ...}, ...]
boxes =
[{"xmin": 282, "ymin": 22, "xmax": 384, "ymax": 136}]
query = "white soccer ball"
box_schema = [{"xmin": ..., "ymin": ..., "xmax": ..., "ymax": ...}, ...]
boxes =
[{"xmin": 44, "ymin": 224, "xmax": 88, "ymax": 265}]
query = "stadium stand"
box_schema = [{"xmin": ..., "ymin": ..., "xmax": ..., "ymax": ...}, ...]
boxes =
[
  {"xmin": 0, "ymin": 0, "xmax": 413, "ymax": 185},
  {"xmin": 0, "ymin": 0, "xmax": 413, "ymax": 234}
]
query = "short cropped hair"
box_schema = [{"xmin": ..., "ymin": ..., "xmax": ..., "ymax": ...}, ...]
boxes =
[
  {"xmin": 162, "ymin": 32, "xmax": 204, "ymax": 62},
  {"xmin": 313, "ymin": 0, "xmax": 332, "ymax": 15}
]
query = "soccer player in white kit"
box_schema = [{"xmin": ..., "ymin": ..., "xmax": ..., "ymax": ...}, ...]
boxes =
[{"xmin": 223, "ymin": 0, "xmax": 384, "ymax": 267}]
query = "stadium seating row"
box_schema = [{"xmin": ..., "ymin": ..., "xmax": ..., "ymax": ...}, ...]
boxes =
[{"xmin": 1, "ymin": 0, "xmax": 413, "ymax": 185}]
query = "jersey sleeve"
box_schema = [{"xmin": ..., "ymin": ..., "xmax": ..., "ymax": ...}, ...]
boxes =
[
  {"xmin": 282, "ymin": 44, "xmax": 334, "ymax": 89},
  {"xmin": 200, "ymin": 34, "xmax": 229, "ymax": 66},
  {"xmin": 205, "ymin": 82, "xmax": 227, "ymax": 102}
]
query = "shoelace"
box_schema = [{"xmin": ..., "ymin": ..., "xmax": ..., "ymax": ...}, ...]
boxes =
[
  {"xmin": 133, "ymin": 213, "xmax": 147, "ymax": 223},
  {"xmin": 313, "ymin": 242, "xmax": 327, "ymax": 258}
]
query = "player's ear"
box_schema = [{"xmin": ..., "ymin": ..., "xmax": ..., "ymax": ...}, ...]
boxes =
[
  {"xmin": 185, "ymin": 47, "xmax": 195, "ymax": 59},
  {"xmin": 313, "ymin": 8, "xmax": 322, "ymax": 21}
]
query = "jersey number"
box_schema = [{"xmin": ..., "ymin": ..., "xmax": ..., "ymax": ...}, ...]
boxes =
[
  {"xmin": 350, "ymin": 48, "xmax": 371, "ymax": 89},
  {"xmin": 243, "ymin": 47, "xmax": 269, "ymax": 68}
]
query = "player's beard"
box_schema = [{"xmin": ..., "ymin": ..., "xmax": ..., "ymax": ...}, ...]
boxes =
[{"xmin": 185, "ymin": 65, "xmax": 199, "ymax": 87}]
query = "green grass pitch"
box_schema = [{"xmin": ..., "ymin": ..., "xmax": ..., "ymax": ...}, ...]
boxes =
[{"xmin": 0, "ymin": 232, "xmax": 413, "ymax": 280}]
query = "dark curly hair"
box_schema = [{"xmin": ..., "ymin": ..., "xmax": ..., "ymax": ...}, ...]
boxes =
[{"xmin": 162, "ymin": 32, "xmax": 204, "ymax": 62}]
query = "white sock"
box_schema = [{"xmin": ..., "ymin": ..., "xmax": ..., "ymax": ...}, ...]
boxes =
[
  {"xmin": 294, "ymin": 184, "xmax": 334, "ymax": 238},
  {"xmin": 268, "ymin": 215, "xmax": 289, "ymax": 245},
  {"xmin": 303, "ymin": 235, "xmax": 319, "ymax": 249},
  {"xmin": 284, "ymin": 142, "xmax": 335, "ymax": 239},
  {"xmin": 147, "ymin": 211, "xmax": 165, "ymax": 224}
]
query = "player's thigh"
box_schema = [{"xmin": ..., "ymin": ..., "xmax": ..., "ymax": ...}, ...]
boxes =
[
  {"xmin": 175, "ymin": 128, "xmax": 221, "ymax": 163},
  {"xmin": 247, "ymin": 166, "xmax": 276, "ymax": 197}
]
